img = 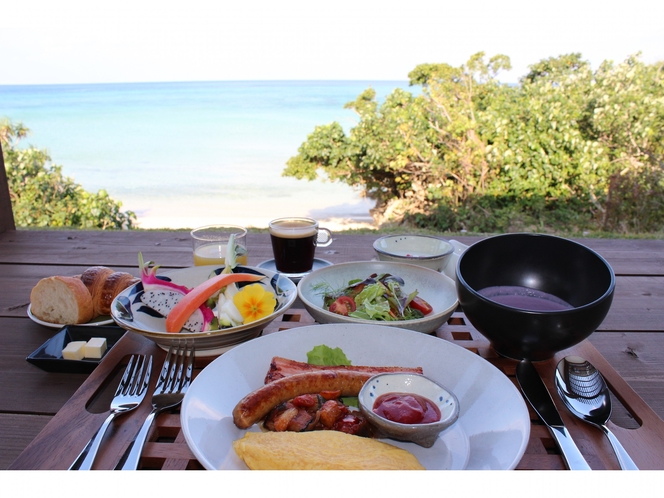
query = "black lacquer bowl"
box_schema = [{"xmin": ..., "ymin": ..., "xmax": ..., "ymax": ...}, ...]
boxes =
[{"xmin": 456, "ymin": 233, "xmax": 615, "ymax": 361}]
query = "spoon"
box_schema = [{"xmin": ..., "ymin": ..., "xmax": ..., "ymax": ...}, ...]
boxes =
[{"xmin": 554, "ymin": 355, "xmax": 639, "ymax": 470}]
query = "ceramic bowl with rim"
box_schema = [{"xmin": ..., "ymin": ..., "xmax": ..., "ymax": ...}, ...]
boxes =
[
  {"xmin": 358, "ymin": 372, "xmax": 460, "ymax": 448},
  {"xmin": 373, "ymin": 234, "xmax": 454, "ymax": 272},
  {"xmin": 110, "ymin": 265, "xmax": 297, "ymax": 356},
  {"xmin": 456, "ymin": 233, "xmax": 615, "ymax": 361},
  {"xmin": 297, "ymin": 261, "xmax": 458, "ymax": 334}
]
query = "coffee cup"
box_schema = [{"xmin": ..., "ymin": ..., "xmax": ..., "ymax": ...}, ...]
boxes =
[
  {"xmin": 269, "ymin": 217, "xmax": 332, "ymax": 274},
  {"xmin": 191, "ymin": 224, "xmax": 248, "ymax": 267}
]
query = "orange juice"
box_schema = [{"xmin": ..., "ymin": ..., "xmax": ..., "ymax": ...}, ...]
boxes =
[{"xmin": 193, "ymin": 243, "xmax": 248, "ymax": 266}]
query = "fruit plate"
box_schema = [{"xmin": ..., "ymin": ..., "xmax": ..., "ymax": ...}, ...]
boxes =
[{"xmin": 110, "ymin": 265, "xmax": 297, "ymax": 356}]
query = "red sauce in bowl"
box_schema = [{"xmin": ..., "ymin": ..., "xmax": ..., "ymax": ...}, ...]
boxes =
[{"xmin": 373, "ymin": 392, "xmax": 441, "ymax": 424}]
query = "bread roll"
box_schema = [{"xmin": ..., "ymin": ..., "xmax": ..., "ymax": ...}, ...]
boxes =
[
  {"xmin": 30, "ymin": 276, "xmax": 95, "ymax": 324},
  {"xmin": 95, "ymin": 271, "xmax": 139, "ymax": 316},
  {"xmin": 80, "ymin": 266, "xmax": 139, "ymax": 316},
  {"xmin": 80, "ymin": 266, "xmax": 113, "ymax": 303}
]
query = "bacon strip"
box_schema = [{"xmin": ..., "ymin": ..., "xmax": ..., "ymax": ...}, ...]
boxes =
[{"xmin": 264, "ymin": 356, "xmax": 423, "ymax": 384}]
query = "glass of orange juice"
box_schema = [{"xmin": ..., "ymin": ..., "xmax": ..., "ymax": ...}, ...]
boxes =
[{"xmin": 191, "ymin": 225, "xmax": 248, "ymax": 266}]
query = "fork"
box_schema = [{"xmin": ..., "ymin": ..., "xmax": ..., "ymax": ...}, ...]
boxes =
[
  {"xmin": 69, "ymin": 354, "xmax": 152, "ymax": 470},
  {"xmin": 116, "ymin": 342, "xmax": 195, "ymax": 470}
]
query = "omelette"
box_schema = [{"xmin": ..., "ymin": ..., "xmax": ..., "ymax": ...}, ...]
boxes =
[{"xmin": 233, "ymin": 431, "xmax": 425, "ymax": 470}]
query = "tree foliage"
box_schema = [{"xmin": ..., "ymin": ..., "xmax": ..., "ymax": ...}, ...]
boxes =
[
  {"xmin": 284, "ymin": 52, "xmax": 664, "ymax": 234},
  {"xmin": 1, "ymin": 120, "xmax": 136, "ymax": 229}
]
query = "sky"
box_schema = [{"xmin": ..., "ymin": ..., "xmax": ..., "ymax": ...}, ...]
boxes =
[{"xmin": 1, "ymin": 0, "xmax": 663, "ymax": 86}]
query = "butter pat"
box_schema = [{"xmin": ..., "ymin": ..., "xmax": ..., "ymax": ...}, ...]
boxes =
[
  {"xmin": 84, "ymin": 337, "xmax": 107, "ymax": 359},
  {"xmin": 62, "ymin": 341, "xmax": 87, "ymax": 360}
]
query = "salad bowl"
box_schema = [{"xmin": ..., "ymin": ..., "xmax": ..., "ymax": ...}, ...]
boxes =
[
  {"xmin": 297, "ymin": 261, "xmax": 458, "ymax": 334},
  {"xmin": 110, "ymin": 265, "xmax": 297, "ymax": 356}
]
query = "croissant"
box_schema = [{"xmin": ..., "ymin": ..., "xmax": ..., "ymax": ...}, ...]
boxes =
[{"xmin": 80, "ymin": 266, "xmax": 139, "ymax": 316}]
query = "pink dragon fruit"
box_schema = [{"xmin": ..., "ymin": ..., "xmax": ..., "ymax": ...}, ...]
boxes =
[{"xmin": 138, "ymin": 253, "xmax": 214, "ymax": 332}]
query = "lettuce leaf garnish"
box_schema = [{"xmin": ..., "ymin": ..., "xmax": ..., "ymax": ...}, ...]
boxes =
[{"xmin": 306, "ymin": 344, "xmax": 351, "ymax": 366}]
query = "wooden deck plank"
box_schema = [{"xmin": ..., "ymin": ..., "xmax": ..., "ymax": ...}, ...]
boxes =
[
  {"xmin": 1, "ymin": 231, "xmax": 664, "ymax": 276},
  {"xmin": 0, "ymin": 317, "xmax": 89, "ymax": 413},
  {"xmin": 0, "ymin": 413, "xmax": 51, "ymax": 470}
]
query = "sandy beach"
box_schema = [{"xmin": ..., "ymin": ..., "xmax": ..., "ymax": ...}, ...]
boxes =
[{"xmin": 123, "ymin": 189, "xmax": 378, "ymax": 232}]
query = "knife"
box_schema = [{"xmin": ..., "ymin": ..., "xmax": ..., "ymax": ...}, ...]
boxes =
[{"xmin": 516, "ymin": 359, "xmax": 592, "ymax": 470}]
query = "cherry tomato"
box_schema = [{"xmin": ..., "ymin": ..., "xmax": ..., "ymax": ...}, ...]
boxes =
[
  {"xmin": 409, "ymin": 296, "xmax": 433, "ymax": 315},
  {"xmin": 328, "ymin": 296, "xmax": 356, "ymax": 316},
  {"xmin": 320, "ymin": 389, "xmax": 342, "ymax": 400}
]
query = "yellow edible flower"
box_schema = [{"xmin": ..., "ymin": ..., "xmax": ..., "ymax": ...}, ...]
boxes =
[{"xmin": 233, "ymin": 284, "xmax": 277, "ymax": 323}]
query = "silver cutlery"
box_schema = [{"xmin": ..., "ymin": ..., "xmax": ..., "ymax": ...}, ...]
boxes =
[
  {"xmin": 116, "ymin": 342, "xmax": 194, "ymax": 470},
  {"xmin": 555, "ymin": 355, "xmax": 639, "ymax": 470},
  {"xmin": 69, "ymin": 354, "xmax": 152, "ymax": 470},
  {"xmin": 516, "ymin": 359, "xmax": 592, "ymax": 470}
]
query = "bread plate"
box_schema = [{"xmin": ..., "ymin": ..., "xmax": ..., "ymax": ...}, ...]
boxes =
[
  {"xmin": 180, "ymin": 324, "xmax": 530, "ymax": 470},
  {"xmin": 27, "ymin": 305, "xmax": 114, "ymax": 328}
]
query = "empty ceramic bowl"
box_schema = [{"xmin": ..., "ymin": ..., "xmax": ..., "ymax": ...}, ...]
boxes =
[
  {"xmin": 358, "ymin": 372, "xmax": 460, "ymax": 448},
  {"xmin": 373, "ymin": 235, "xmax": 454, "ymax": 272}
]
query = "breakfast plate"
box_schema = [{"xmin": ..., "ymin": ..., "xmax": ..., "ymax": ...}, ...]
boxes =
[
  {"xmin": 27, "ymin": 304, "xmax": 114, "ymax": 328},
  {"xmin": 180, "ymin": 323, "xmax": 530, "ymax": 470}
]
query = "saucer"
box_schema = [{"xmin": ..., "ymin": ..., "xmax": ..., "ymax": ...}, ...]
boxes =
[{"xmin": 257, "ymin": 258, "xmax": 333, "ymax": 283}]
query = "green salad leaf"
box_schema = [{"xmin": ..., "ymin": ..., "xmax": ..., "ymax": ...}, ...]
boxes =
[{"xmin": 306, "ymin": 344, "xmax": 352, "ymax": 366}]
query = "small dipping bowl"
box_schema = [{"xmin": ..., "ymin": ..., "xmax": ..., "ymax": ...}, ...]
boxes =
[
  {"xmin": 373, "ymin": 234, "xmax": 454, "ymax": 272},
  {"xmin": 358, "ymin": 372, "xmax": 460, "ymax": 448}
]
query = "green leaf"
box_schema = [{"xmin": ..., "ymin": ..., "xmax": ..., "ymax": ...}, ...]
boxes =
[{"xmin": 306, "ymin": 345, "xmax": 351, "ymax": 366}]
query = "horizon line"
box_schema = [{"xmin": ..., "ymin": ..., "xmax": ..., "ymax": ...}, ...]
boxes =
[{"xmin": 0, "ymin": 78, "xmax": 415, "ymax": 88}]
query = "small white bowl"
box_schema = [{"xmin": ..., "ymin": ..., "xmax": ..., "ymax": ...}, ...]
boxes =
[
  {"xmin": 373, "ymin": 235, "xmax": 454, "ymax": 272},
  {"xmin": 297, "ymin": 261, "xmax": 458, "ymax": 334},
  {"xmin": 358, "ymin": 372, "xmax": 460, "ymax": 448}
]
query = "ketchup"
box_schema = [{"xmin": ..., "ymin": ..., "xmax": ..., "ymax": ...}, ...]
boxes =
[{"xmin": 373, "ymin": 392, "xmax": 441, "ymax": 424}]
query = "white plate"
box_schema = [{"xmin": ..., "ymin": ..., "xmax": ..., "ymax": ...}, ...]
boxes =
[
  {"xmin": 27, "ymin": 304, "xmax": 114, "ymax": 328},
  {"xmin": 180, "ymin": 324, "xmax": 530, "ymax": 470}
]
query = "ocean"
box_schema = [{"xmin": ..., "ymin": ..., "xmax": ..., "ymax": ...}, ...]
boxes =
[{"xmin": 0, "ymin": 80, "xmax": 411, "ymax": 230}]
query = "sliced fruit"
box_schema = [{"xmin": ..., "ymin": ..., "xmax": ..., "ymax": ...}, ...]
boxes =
[{"xmin": 165, "ymin": 273, "xmax": 265, "ymax": 333}]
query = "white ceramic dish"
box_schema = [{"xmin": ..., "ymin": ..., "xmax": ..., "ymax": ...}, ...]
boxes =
[
  {"xmin": 28, "ymin": 304, "xmax": 114, "ymax": 328},
  {"xmin": 373, "ymin": 234, "xmax": 454, "ymax": 272},
  {"xmin": 180, "ymin": 324, "xmax": 530, "ymax": 470},
  {"xmin": 358, "ymin": 372, "xmax": 460, "ymax": 448},
  {"xmin": 297, "ymin": 261, "xmax": 458, "ymax": 333},
  {"xmin": 110, "ymin": 265, "xmax": 297, "ymax": 356}
]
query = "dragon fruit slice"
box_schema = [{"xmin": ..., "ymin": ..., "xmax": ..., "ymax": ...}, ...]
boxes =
[{"xmin": 138, "ymin": 253, "xmax": 214, "ymax": 332}]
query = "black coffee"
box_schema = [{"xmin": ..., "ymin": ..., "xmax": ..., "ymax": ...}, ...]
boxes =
[{"xmin": 270, "ymin": 221, "xmax": 318, "ymax": 273}]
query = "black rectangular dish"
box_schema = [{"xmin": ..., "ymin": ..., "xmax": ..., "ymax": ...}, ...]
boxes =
[{"xmin": 26, "ymin": 325, "xmax": 126, "ymax": 373}]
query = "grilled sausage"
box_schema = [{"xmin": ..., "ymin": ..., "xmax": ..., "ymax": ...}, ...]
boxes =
[{"xmin": 233, "ymin": 371, "xmax": 372, "ymax": 429}]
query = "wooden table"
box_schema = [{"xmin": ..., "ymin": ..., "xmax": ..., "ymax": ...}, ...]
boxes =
[{"xmin": 2, "ymin": 229, "xmax": 664, "ymax": 470}]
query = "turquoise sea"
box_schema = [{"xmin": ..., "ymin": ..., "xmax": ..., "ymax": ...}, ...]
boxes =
[{"xmin": 0, "ymin": 81, "xmax": 410, "ymax": 229}]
